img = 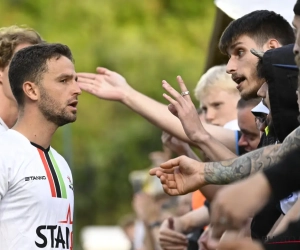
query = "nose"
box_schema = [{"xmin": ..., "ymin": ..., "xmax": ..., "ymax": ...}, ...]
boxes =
[
  {"xmin": 257, "ymin": 82, "xmax": 268, "ymax": 98},
  {"xmin": 238, "ymin": 134, "xmax": 248, "ymax": 147},
  {"xmin": 294, "ymin": 41, "xmax": 300, "ymax": 56},
  {"xmin": 205, "ymin": 108, "xmax": 216, "ymax": 124},
  {"xmin": 226, "ymin": 57, "xmax": 237, "ymax": 74},
  {"xmin": 73, "ymin": 79, "xmax": 82, "ymax": 96}
]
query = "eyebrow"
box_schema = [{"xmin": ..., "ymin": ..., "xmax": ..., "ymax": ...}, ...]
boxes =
[
  {"xmin": 229, "ymin": 42, "xmax": 243, "ymax": 51},
  {"xmin": 55, "ymin": 73, "xmax": 75, "ymax": 81}
]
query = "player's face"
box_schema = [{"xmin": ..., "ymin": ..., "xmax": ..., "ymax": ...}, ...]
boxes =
[
  {"xmin": 226, "ymin": 35, "xmax": 265, "ymax": 100},
  {"xmin": 0, "ymin": 43, "xmax": 33, "ymax": 102},
  {"xmin": 38, "ymin": 56, "xmax": 81, "ymax": 126}
]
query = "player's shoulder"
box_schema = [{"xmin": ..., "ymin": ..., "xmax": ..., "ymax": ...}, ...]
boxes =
[{"xmin": 0, "ymin": 130, "xmax": 31, "ymax": 152}]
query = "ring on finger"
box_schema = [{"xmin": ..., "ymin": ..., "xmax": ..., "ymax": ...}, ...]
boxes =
[{"xmin": 181, "ymin": 91, "xmax": 190, "ymax": 97}]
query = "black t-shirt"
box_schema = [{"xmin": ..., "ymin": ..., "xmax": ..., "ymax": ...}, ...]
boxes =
[{"xmin": 250, "ymin": 131, "xmax": 282, "ymax": 241}]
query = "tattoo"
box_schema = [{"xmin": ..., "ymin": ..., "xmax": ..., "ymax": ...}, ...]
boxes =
[{"xmin": 204, "ymin": 126, "xmax": 300, "ymax": 184}]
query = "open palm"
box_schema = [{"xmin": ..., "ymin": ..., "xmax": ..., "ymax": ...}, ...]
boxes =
[{"xmin": 77, "ymin": 67, "xmax": 133, "ymax": 101}]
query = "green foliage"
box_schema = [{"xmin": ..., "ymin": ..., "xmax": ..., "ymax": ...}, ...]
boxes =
[{"xmin": 1, "ymin": 0, "xmax": 215, "ymax": 247}]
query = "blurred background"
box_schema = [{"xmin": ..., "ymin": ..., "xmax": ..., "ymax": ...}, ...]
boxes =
[{"xmin": 1, "ymin": 0, "xmax": 218, "ymax": 248}]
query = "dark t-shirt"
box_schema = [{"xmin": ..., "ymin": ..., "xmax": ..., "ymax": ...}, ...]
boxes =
[{"xmin": 250, "ymin": 131, "xmax": 282, "ymax": 241}]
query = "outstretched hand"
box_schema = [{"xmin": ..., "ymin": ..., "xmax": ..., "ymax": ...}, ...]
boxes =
[
  {"xmin": 77, "ymin": 67, "xmax": 133, "ymax": 101},
  {"xmin": 162, "ymin": 76, "xmax": 207, "ymax": 142},
  {"xmin": 149, "ymin": 155, "xmax": 206, "ymax": 196}
]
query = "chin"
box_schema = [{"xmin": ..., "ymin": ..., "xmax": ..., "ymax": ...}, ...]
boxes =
[
  {"xmin": 240, "ymin": 90, "xmax": 258, "ymax": 100},
  {"xmin": 55, "ymin": 115, "xmax": 77, "ymax": 127}
]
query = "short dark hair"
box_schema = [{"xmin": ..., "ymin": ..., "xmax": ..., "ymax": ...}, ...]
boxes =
[
  {"xmin": 237, "ymin": 97, "xmax": 261, "ymax": 109},
  {"xmin": 9, "ymin": 43, "xmax": 73, "ymax": 107},
  {"xmin": 219, "ymin": 10, "xmax": 295, "ymax": 55}
]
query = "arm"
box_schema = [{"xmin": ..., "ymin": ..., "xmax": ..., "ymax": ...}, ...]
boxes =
[
  {"xmin": 161, "ymin": 131, "xmax": 221, "ymax": 201},
  {"xmin": 161, "ymin": 131, "xmax": 201, "ymax": 160},
  {"xmin": 150, "ymin": 127, "xmax": 300, "ymax": 196},
  {"xmin": 177, "ymin": 205, "xmax": 210, "ymax": 233},
  {"xmin": 272, "ymin": 199, "xmax": 300, "ymax": 236},
  {"xmin": 209, "ymin": 147, "xmax": 300, "ymax": 238},
  {"xmin": 77, "ymin": 68, "xmax": 237, "ymax": 156},
  {"xmin": 204, "ymin": 126, "xmax": 300, "ymax": 184},
  {"xmin": 160, "ymin": 76, "xmax": 238, "ymax": 161}
]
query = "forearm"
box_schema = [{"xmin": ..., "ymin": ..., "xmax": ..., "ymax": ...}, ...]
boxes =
[
  {"xmin": 203, "ymin": 144, "xmax": 281, "ymax": 184},
  {"xmin": 272, "ymin": 199, "xmax": 300, "ymax": 236},
  {"xmin": 122, "ymin": 89, "xmax": 236, "ymax": 152},
  {"xmin": 199, "ymin": 185, "xmax": 222, "ymax": 202},
  {"xmin": 203, "ymin": 127, "xmax": 300, "ymax": 185},
  {"xmin": 179, "ymin": 205, "xmax": 210, "ymax": 233},
  {"xmin": 194, "ymin": 132, "xmax": 237, "ymax": 161}
]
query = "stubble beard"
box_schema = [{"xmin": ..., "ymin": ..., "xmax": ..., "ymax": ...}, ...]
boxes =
[
  {"xmin": 39, "ymin": 87, "xmax": 77, "ymax": 127},
  {"xmin": 240, "ymin": 65, "xmax": 264, "ymax": 100}
]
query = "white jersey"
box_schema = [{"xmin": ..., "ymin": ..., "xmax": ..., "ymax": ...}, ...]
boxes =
[
  {"xmin": 0, "ymin": 130, "xmax": 74, "ymax": 250},
  {"xmin": 0, "ymin": 117, "xmax": 8, "ymax": 133}
]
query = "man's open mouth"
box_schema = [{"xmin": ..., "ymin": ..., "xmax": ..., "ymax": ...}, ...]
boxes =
[
  {"xmin": 232, "ymin": 76, "xmax": 246, "ymax": 84},
  {"xmin": 68, "ymin": 100, "xmax": 78, "ymax": 107}
]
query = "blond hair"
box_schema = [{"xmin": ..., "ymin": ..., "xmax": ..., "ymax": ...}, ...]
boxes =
[
  {"xmin": 194, "ymin": 65, "xmax": 239, "ymax": 102},
  {"xmin": 0, "ymin": 25, "xmax": 44, "ymax": 68}
]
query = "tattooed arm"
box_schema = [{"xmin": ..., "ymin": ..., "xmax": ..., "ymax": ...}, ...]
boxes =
[{"xmin": 204, "ymin": 126, "xmax": 300, "ymax": 184}]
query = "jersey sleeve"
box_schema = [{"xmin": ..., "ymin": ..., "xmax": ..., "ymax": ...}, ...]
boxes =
[{"xmin": 0, "ymin": 159, "xmax": 8, "ymax": 201}]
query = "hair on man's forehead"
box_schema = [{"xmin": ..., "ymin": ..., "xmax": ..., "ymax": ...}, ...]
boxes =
[{"xmin": 219, "ymin": 10, "xmax": 295, "ymax": 55}]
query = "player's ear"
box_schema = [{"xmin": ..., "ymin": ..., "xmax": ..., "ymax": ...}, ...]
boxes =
[{"xmin": 23, "ymin": 81, "xmax": 39, "ymax": 102}]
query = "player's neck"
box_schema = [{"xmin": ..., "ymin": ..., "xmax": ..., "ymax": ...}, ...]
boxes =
[
  {"xmin": 0, "ymin": 94, "xmax": 18, "ymax": 128},
  {"xmin": 12, "ymin": 109, "xmax": 58, "ymax": 149}
]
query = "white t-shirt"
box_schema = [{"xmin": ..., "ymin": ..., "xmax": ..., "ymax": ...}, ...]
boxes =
[
  {"xmin": 0, "ymin": 130, "xmax": 74, "ymax": 250},
  {"xmin": 0, "ymin": 117, "xmax": 9, "ymax": 133},
  {"xmin": 280, "ymin": 191, "xmax": 300, "ymax": 215},
  {"xmin": 223, "ymin": 119, "xmax": 240, "ymax": 131}
]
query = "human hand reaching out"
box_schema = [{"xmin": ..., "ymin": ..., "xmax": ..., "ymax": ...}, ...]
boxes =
[
  {"xmin": 77, "ymin": 67, "xmax": 134, "ymax": 101},
  {"xmin": 149, "ymin": 155, "xmax": 206, "ymax": 195}
]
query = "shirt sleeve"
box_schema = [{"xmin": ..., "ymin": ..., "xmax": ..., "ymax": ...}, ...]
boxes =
[{"xmin": 263, "ymin": 149, "xmax": 300, "ymax": 201}]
